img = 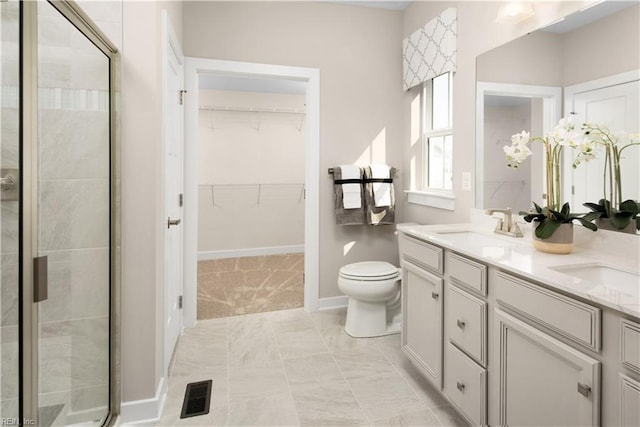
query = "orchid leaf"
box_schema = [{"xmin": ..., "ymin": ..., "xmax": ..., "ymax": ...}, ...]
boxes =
[
  {"xmin": 560, "ymin": 202, "xmax": 570, "ymax": 218},
  {"xmin": 583, "ymin": 202, "xmax": 606, "ymax": 214},
  {"xmin": 531, "ymin": 201, "xmax": 544, "ymax": 214},
  {"xmin": 610, "ymin": 211, "xmax": 634, "ymax": 229},
  {"xmin": 535, "ymin": 220, "xmax": 562, "ymax": 239},
  {"xmin": 620, "ymin": 199, "xmax": 640, "ymax": 216},
  {"xmin": 582, "ymin": 212, "xmax": 601, "ymax": 222},
  {"xmin": 576, "ymin": 217, "xmax": 598, "ymax": 231}
]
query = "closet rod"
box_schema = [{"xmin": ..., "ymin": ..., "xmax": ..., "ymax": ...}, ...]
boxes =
[{"xmin": 199, "ymin": 105, "xmax": 306, "ymax": 115}]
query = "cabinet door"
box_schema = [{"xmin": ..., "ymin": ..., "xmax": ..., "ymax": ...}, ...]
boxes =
[
  {"xmin": 620, "ymin": 374, "xmax": 640, "ymax": 427},
  {"xmin": 495, "ymin": 310, "xmax": 600, "ymax": 426},
  {"xmin": 401, "ymin": 260, "xmax": 443, "ymax": 389}
]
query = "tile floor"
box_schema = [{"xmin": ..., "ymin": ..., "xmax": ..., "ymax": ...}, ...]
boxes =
[
  {"xmin": 157, "ymin": 307, "xmax": 468, "ymax": 426},
  {"xmin": 197, "ymin": 255, "xmax": 304, "ymax": 320}
]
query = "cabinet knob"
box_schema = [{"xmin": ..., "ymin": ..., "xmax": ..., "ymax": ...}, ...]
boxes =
[
  {"xmin": 431, "ymin": 292, "xmax": 439, "ymax": 300},
  {"xmin": 456, "ymin": 319, "xmax": 466, "ymax": 329},
  {"xmin": 456, "ymin": 381, "xmax": 465, "ymax": 392}
]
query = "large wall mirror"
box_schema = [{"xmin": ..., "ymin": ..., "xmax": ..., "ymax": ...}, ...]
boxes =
[{"xmin": 476, "ymin": 1, "xmax": 640, "ymax": 217}]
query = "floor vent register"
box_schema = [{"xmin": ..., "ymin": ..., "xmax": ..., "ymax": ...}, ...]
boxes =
[{"xmin": 180, "ymin": 379, "xmax": 213, "ymax": 419}]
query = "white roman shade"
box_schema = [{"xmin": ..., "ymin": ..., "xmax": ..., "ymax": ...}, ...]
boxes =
[{"xmin": 402, "ymin": 7, "xmax": 457, "ymax": 91}]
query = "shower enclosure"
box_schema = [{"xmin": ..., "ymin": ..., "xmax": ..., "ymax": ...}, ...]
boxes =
[{"xmin": 1, "ymin": 1, "xmax": 119, "ymax": 425}]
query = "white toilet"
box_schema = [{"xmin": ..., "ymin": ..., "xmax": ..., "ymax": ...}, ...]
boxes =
[{"xmin": 338, "ymin": 261, "xmax": 402, "ymax": 338}]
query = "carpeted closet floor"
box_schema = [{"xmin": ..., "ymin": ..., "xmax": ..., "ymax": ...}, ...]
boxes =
[{"xmin": 197, "ymin": 253, "xmax": 304, "ymax": 320}]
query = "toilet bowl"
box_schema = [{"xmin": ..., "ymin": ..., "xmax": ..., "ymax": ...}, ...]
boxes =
[{"xmin": 338, "ymin": 261, "xmax": 401, "ymax": 338}]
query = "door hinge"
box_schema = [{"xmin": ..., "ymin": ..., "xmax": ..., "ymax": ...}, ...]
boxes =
[
  {"xmin": 571, "ymin": 185, "xmax": 575, "ymax": 195},
  {"xmin": 178, "ymin": 295, "xmax": 183, "ymax": 309},
  {"xmin": 179, "ymin": 193, "xmax": 184, "ymax": 207},
  {"xmin": 179, "ymin": 90, "xmax": 187, "ymax": 105}
]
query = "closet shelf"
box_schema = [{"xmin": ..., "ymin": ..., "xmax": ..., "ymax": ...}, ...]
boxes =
[
  {"xmin": 199, "ymin": 183, "xmax": 305, "ymax": 206},
  {"xmin": 199, "ymin": 105, "xmax": 306, "ymax": 115}
]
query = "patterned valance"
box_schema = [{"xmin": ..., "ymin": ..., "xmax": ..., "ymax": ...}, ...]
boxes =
[{"xmin": 402, "ymin": 8, "xmax": 457, "ymax": 91}]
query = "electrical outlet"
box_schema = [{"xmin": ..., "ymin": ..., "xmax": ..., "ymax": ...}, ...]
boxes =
[{"xmin": 462, "ymin": 172, "xmax": 471, "ymax": 191}]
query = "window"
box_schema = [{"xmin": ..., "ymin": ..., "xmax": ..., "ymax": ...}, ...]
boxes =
[{"xmin": 423, "ymin": 72, "xmax": 453, "ymax": 191}]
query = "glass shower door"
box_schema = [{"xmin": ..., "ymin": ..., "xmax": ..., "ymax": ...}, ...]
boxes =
[
  {"xmin": 36, "ymin": 2, "xmax": 111, "ymax": 425},
  {"xmin": 0, "ymin": 0, "xmax": 21, "ymax": 422}
]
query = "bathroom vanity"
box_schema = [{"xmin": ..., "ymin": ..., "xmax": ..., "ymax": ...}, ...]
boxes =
[{"xmin": 397, "ymin": 222, "xmax": 640, "ymax": 426}]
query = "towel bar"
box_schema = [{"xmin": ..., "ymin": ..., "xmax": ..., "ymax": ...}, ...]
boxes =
[{"xmin": 328, "ymin": 167, "xmax": 398, "ymax": 175}]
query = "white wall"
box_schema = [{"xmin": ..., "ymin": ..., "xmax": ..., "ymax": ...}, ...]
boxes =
[
  {"xmin": 119, "ymin": 0, "xmax": 183, "ymax": 413},
  {"xmin": 562, "ymin": 4, "xmax": 640, "ymax": 86},
  {"xmin": 401, "ymin": 1, "xmax": 587, "ymax": 226},
  {"xmin": 184, "ymin": 1, "xmax": 404, "ymax": 298},
  {"xmin": 198, "ymin": 89, "xmax": 305, "ymax": 254}
]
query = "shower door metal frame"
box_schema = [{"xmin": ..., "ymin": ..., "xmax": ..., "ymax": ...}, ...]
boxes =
[{"xmin": 20, "ymin": 0, "xmax": 120, "ymax": 424}]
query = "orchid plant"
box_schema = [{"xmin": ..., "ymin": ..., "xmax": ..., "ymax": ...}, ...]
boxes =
[
  {"xmin": 575, "ymin": 123, "xmax": 640, "ymax": 230},
  {"xmin": 503, "ymin": 116, "xmax": 597, "ymax": 239}
]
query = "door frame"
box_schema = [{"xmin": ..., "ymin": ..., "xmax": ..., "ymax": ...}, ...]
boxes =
[
  {"xmin": 475, "ymin": 82, "xmax": 562, "ymax": 209},
  {"xmin": 183, "ymin": 57, "xmax": 320, "ymax": 327},
  {"xmin": 562, "ymin": 69, "xmax": 640, "ymax": 204}
]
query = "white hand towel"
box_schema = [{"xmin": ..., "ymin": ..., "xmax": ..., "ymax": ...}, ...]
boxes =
[
  {"xmin": 339, "ymin": 165, "xmax": 362, "ymax": 209},
  {"xmin": 369, "ymin": 164, "xmax": 392, "ymax": 207}
]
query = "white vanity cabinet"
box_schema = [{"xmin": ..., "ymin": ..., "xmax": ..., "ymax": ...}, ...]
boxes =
[
  {"xmin": 399, "ymin": 234, "xmax": 444, "ymax": 389},
  {"xmin": 397, "ymin": 227, "xmax": 640, "ymax": 427}
]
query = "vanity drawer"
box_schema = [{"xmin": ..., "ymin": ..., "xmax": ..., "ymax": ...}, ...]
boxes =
[
  {"xmin": 621, "ymin": 319, "xmax": 640, "ymax": 374},
  {"xmin": 399, "ymin": 234, "xmax": 443, "ymax": 275},
  {"xmin": 445, "ymin": 343, "xmax": 487, "ymax": 426},
  {"xmin": 495, "ymin": 271, "xmax": 601, "ymax": 351},
  {"xmin": 446, "ymin": 252, "xmax": 487, "ymax": 296},
  {"xmin": 446, "ymin": 284, "xmax": 487, "ymax": 366}
]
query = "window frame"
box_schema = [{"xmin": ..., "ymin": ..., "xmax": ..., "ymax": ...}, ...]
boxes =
[{"xmin": 406, "ymin": 72, "xmax": 455, "ymax": 210}]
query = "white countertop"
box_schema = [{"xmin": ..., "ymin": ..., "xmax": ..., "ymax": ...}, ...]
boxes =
[{"xmin": 396, "ymin": 222, "xmax": 640, "ymax": 319}]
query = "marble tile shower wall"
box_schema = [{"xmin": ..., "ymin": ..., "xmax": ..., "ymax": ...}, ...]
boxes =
[
  {"xmin": 36, "ymin": 2, "xmax": 111, "ymax": 423},
  {"xmin": 1, "ymin": 1, "xmax": 21, "ymax": 419}
]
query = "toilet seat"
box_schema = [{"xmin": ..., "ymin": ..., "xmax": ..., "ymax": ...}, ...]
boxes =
[{"xmin": 339, "ymin": 261, "xmax": 400, "ymax": 281}]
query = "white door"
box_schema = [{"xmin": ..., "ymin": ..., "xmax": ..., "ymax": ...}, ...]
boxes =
[
  {"xmin": 568, "ymin": 79, "xmax": 640, "ymax": 207},
  {"xmin": 163, "ymin": 12, "xmax": 184, "ymax": 372}
]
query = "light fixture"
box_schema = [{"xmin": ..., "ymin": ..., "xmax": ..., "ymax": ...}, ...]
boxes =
[{"xmin": 495, "ymin": 2, "xmax": 535, "ymax": 24}]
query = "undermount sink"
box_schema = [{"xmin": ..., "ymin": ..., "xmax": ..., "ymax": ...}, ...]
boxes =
[{"xmin": 550, "ymin": 264, "xmax": 640, "ymax": 294}]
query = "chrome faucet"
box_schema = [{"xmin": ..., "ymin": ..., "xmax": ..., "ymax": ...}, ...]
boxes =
[{"xmin": 485, "ymin": 207, "xmax": 524, "ymax": 238}]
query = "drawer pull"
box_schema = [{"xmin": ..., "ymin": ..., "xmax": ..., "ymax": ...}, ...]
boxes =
[
  {"xmin": 456, "ymin": 381, "xmax": 465, "ymax": 392},
  {"xmin": 456, "ymin": 319, "xmax": 466, "ymax": 330},
  {"xmin": 431, "ymin": 292, "xmax": 439, "ymax": 300},
  {"xmin": 577, "ymin": 382, "xmax": 591, "ymax": 397}
]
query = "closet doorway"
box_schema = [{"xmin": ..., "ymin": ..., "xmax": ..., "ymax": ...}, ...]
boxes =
[
  {"xmin": 183, "ymin": 59, "xmax": 320, "ymax": 327},
  {"xmin": 198, "ymin": 76, "xmax": 306, "ymax": 319}
]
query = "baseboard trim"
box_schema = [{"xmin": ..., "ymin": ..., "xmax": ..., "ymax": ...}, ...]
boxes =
[
  {"xmin": 119, "ymin": 376, "xmax": 167, "ymax": 424},
  {"xmin": 198, "ymin": 245, "xmax": 304, "ymax": 261},
  {"xmin": 318, "ymin": 295, "xmax": 348, "ymax": 311}
]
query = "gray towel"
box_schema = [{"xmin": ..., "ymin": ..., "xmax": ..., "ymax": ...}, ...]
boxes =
[
  {"xmin": 334, "ymin": 166, "xmax": 366, "ymax": 225},
  {"xmin": 364, "ymin": 166, "xmax": 395, "ymax": 225}
]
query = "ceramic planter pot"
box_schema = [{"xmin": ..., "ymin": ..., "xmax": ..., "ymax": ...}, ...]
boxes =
[
  {"xmin": 596, "ymin": 218, "xmax": 638, "ymax": 234},
  {"xmin": 532, "ymin": 222, "xmax": 574, "ymax": 254}
]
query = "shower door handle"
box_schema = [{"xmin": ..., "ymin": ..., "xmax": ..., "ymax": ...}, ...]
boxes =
[
  {"xmin": 168, "ymin": 217, "xmax": 181, "ymax": 228},
  {"xmin": 34, "ymin": 256, "xmax": 48, "ymax": 302}
]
